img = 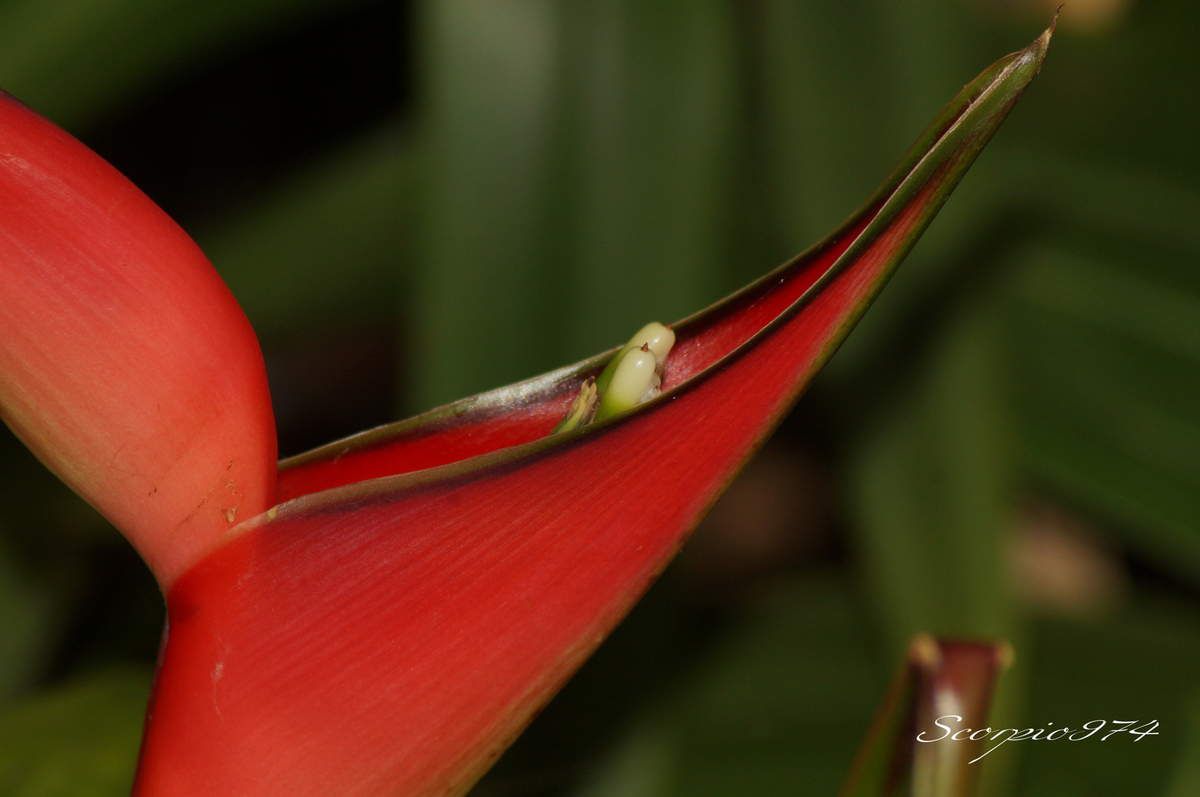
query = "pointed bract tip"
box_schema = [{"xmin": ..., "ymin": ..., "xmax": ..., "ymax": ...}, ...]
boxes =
[
  {"xmin": 1006, "ymin": 11, "xmax": 1057, "ymax": 83},
  {"xmin": 1035, "ymin": 7, "xmax": 1061, "ymax": 60},
  {"xmin": 909, "ymin": 634, "xmax": 942, "ymax": 670}
]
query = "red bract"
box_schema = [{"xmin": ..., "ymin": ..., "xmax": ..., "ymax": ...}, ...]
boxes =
[
  {"xmin": 0, "ymin": 24, "xmax": 1051, "ymax": 797},
  {"xmin": 0, "ymin": 92, "xmax": 276, "ymax": 585}
]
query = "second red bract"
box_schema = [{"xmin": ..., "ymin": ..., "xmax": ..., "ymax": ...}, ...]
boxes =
[{"xmin": 0, "ymin": 26, "xmax": 1051, "ymax": 797}]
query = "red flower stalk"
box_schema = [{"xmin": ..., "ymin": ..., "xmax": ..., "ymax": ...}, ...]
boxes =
[{"xmin": 0, "ymin": 24, "xmax": 1051, "ymax": 797}]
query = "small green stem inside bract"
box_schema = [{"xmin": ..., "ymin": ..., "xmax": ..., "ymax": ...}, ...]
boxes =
[
  {"xmin": 552, "ymin": 377, "xmax": 598, "ymax": 433},
  {"xmin": 555, "ymin": 322, "xmax": 675, "ymax": 433}
]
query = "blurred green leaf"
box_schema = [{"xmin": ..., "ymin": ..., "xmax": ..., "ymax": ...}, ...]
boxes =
[
  {"xmin": 846, "ymin": 304, "xmax": 1015, "ymax": 650},
  {"xmin": 556, "ymin": 1, "xmax": 736, "ymax": 357},
  {"xmin": 988, "ymin": 151, "xmax": 1200, "ymax": 256},
  {"xmin": 414, "ymin": 0, "xmax": 738, "ymax": 410},
  {"xmin": 199, "ymin": 121, "xmax": 412, "ymax": 335},
  {"xmin": 753, "ymin": 0, "xmax": 895, "ymax": 245},
  {"xmin": 1007, "ymin": 242, "xmax": 1200, "ymax": 577},
  {"xmin": 1164, "ymin": 693, "xmax": 1200, "ymax": 797},
  {"xmin": 413, "ymin": 0, "xmax": 562, "ymax": 408},
  {"xmin": 1015, "ymin": 595, "xmax": 1200, "ymax": 794},
  {"xmin": 573, "ymin": 721, "xmax": 675, "ymax": 797},
  {"xmin": 0, "ymin": 668, "xmax": 151, "ymax": 797},
  {"xmin": 569, "ymin": 578, "xmax": 881, "ymax": 796}
]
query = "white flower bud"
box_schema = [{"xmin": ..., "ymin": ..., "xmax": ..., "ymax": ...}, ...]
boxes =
[
  {"xmin": 595, "ymin": 347, "xmax": 660, "ymax": 421},
  {"xmin": 626, "ymin": 322, "xmax": 675, "ymax": 369}
]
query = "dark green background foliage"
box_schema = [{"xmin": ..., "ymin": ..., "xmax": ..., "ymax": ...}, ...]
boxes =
[{"xmin": 0, "ymin": 1, "xmax": 1196, "ymax": 795}]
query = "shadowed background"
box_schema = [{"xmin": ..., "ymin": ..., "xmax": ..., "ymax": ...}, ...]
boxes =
[{"xmin": 0, "ymin": 1, "xmax": 1197, "ymax": 795}]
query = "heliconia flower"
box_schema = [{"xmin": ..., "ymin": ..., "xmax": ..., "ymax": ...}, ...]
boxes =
[{"xmin": 0, "ymin": 22, "xmax": 1052, "ymax": 797}]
